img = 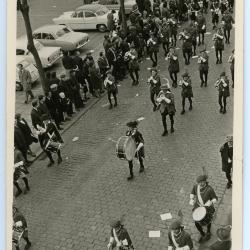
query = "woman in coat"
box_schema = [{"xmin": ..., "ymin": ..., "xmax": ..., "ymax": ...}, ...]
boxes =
[{"xmin": 88, "ymin": 60, "xmax": 103, "ymax": 97}]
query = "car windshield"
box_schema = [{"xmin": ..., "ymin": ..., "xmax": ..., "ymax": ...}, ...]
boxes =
[
  {"xmin": 96, "ymin": 8, "xmax": 109, "ymax": 16},
  {"xmin": 56, "ymin": 27, "xmax": 71, "ymax": 37}
]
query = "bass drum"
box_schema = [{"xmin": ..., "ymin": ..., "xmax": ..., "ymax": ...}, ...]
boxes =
[
  {"xmin": 116, "ymin": 136, "xmax": 136, "ymax": 161},
  {"xmin": 192, "ymin": 206, "xmax": 214, "ymax": 226}
]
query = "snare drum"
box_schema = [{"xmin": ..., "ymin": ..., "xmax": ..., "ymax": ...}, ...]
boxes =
[
  {"xmin": 116, "ymin": 136, "xmax": 136, "ymax": 161},
  {"xmin": 192, "ymin": 206, "xmax": 214, "ymax": 226},
  {"xmin": 45, "ymin": 139, "xmax": 61, "ymax": 153}
]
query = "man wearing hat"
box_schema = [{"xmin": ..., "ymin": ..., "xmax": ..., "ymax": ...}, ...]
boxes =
[
  {"xmin": 220, "ymin": 135, "xmax": 233, "ymax": 188},
  {"xmin": 126, "ymin": 121, "xmax": 145, "ymax": 180},
  {"xmin": 215, "ymin": 72, "xmax": 230, "ymax": 114},
  {"xmin": 36, "ymin": 114, "xmax": 63, "ymax": 167},
  {"xmin": 147, "ymin": 31, "xmax": 159, "ymax": 67},
  {"xmin": 221, "ymin": 10, "xmax": 235, "ymax": 44},
  {"xmin": 147, "ymin": 68, "xmax": 161, "ymax": 111},
  {"xmin": 104, "ymin": 70, "xmax": 118, "ymax": 109},
  {"xmin": 189, "ymin": 175, "xmax": 218, "ymax": 242},
  {"xmin": 198, "ymin": 49, "xmax": 209, "ymax": 87},
  {"xmin": 156, "ymin": 80, "xmax": 176, "ymax": 136},
  {"xmin": 209, "ymin": 225, "xmax": 232, "ymax": 250},
  {"xmin": 107, "ymin": 220, "xmax": 134, "ymax": 249},
  {"xmin": 168, "ymin": 220, "xmax": 193, "ymax": 250},
  {"xmin": 179, "ymin": 72, "xmax": 193, "ymax": 115}
]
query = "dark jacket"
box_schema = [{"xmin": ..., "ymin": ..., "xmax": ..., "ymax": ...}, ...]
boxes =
[
  {"xmin": 220, "ymin": 142, "xmax": 233, "ymax": 172},
  {"xmin": 72, "ymin": 56, "xmax": 83, "ymax": 72},
  {"xmin": 16, "ymin": 118, "xmax": 34, "ymax": 146},
  {"xmin": 38, "ymin": 102, "xmax": 51, "ymax": 118},
  {"xmin": 62, "ymin": 55, "xmax": 74, "ymax": 70},
  {"xmin": 30, "ymin": 108, "xmax": 43, "ymax": 130},
  {"xmin": 14, "ymin": 126, "xmax": 28, "ymax": 152}
]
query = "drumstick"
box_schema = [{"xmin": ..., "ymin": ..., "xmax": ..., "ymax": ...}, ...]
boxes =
[{"xmin": 108, "ymin": 138, "xmax": 118, "ymax": 143}]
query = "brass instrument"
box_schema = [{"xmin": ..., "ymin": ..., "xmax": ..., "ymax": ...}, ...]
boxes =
[
  {"xmin": 165, "ymin": 51, "xmax": 174, "ymax": 60},
  {"xmin": 178, "ymin": 31, "xmax": 189, "ymax": 40},
  {"xmin": 215, "ymin": 78, "xmax": 227, "ymax": 88}
]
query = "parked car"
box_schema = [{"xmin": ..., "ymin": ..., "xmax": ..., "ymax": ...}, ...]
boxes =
[
  {"xmin": 16, "ymin": 56, "xmax": 39, "ymax": 91},
  {"xmin": 16, "ymin": 36, "xmax": 62, "ymax": 68},
  {"xmin": 92, "ymin": 0, "xmax": 137, "ymax": 15},
  {"xmin": 53, "ymin": 4, "xmax": 118, "ymax": 32},
  {"xmin": 32, "ymin": 25, "xmax": 89, "ymax": 51}
]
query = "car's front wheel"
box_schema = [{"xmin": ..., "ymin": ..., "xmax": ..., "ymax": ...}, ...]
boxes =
[{"xmin": 97, "ymin": 24, "xmax": 107, "ymax": 32}]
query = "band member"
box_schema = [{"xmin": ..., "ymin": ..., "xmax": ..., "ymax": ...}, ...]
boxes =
[
  {"xmin": 167, "ymin": 47, "xmax": 180, "ymax": 88},
  {"xmin": 147, "ymin": 31, "xmax": 159, "ymax": 67},
  {"xmin": 213, "ymin": 26, "xmax": 224, "ymax": 64},
  {"xmin": 188, "ymin": 0, "xmax": 200, "ymax": 21},
  {"xmin": 220, "ymin": 135, "xmax": 233, "ymax": 188},
  {"xmin": 179, "ymin": 72, "xmax": 193, "ymax": 115},
  {"xmin": 189, "ymin": 175, "xmax": 218, "ymax": 242},
  {"xmin": 210, "ymin": 0, "xmax": 220, "ymax": 30},
  {"xmin": 168, "ymin": 14, "xmax": 178, "ymax": 47},
  {"xmin": 104, "ymin": 70, "xmax": 118, "ymax": 109},
  {"xmin": 14, "ymin": 148, "xmax": 30, "ymax": 197},
  {"xmin": 196, "ymin": 12, "xmax": 206, "ymax": 45},
  {"xmin": 228, "ymin": 49, "xmax": 234, "ymax": 88},
  {"xmin": 124, "ymin": 44, "xmax": 140, "ymax": 85},
  {"xmin": 220, "ymin": 0, "xmax": 230, "ymax": 15},
  {"xmin": 167, "ymin": 220, "xmax": 194, "ymax": 250},
  {"xmin": 221, "ymin": 10, "xmax": 235, "ymax": 44},
  {"xmin": 147, "ymin": 68, "xmax": 161, "ymax": 111},
  {"xmin": 160, "ymin": 19, "xmax": 170, "ymax": 56},
  {"xmin": 13, "ymin": 206, "xmax": 32, "ymax": 250},
  {"xmin": 107, "ymin": 220, "xmax": 134, "ymax": 249},
  {"xmin": 156, "ymin": 81, "xmax": 176, "ymax": 136},
  {"xmin": 209, "ymin": 225, "xmax": 232, "ymax": 250},
  {"xmin": 179, "ymin": 30, "xmax": 193, "ymax": 65},
  {"xmin": 198, "ymin": 49, "xmax": 209, "ymax": 87},
  {"xmin": 187, "ymin": 20, "xmax": 198, "ymax": 56},
  {"xmin": 36, "ymin": 114, "xmax": 63, "ymax": 167},
  {"xmin": 215, "ymin": 72, "xmax": 230, "ymax": 114},
  {"xmin": 126, "ymin": 121, "xmax": 145, "ymax": 180}
]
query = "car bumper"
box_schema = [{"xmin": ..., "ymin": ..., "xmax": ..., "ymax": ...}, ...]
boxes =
[
  {"xmin": 76, "ymin": 38, "xmax": 90, "ymax": 50},
  {"xmin": 43, "ymin": 54, "xmax": 62, "ymax": 68}
]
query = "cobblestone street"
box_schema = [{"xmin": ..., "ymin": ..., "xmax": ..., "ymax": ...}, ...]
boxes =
[{"xmin": 14, "ymin": 2, "xmax": 234, "ymax": 249}]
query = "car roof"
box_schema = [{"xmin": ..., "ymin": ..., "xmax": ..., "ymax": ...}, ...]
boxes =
[
  {"xmin": 16, "ymin": 36, "xmax": 40, "ymax": 50},
  {"xmin": 33, "ymin": 24, "xmax": 67, "ymax": 34},
  {"xmin": 76, "ymin": 4, "xmax": 107, "ymax": 12}
]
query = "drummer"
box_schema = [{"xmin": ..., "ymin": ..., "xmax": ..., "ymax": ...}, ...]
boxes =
[
  {"xmin": 36, "ymin": 114, "xmax": 64, "ymax": 167},
  {"xmin": 167, "ymin": 220, "xmax": 193, "ymax": 250},
  {"xmin": 126, "ymin": 121, "xmax": 145, "ymax": 181},
  {"xmin": 189, "ymin": 175, "xmax": 218, "ymax": 243}
]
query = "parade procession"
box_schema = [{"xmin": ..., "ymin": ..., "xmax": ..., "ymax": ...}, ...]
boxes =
[{"xmin": 12, "ymin": 0, "xmax": 235, "ymax": 249}]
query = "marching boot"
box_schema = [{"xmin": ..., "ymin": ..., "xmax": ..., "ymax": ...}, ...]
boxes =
[
  {"xmin": 58, "ymin": 156, "xmax": 62, "ymax": 165},
  {"xmin": 162, "ymin": 130, "xmax": 168, "ymax": 136},
  {"xmin": 109, "ymin": 103, "xmax": 113, "ymax": 109},
  {"xmin": 189, "ymin": 104, "xmax": 193, "ymax": 110},
  {"xmin": 200, "ymin": 81, "xmax": 204, "ymax": 87},
  {"xmin": 139, "ymin": 165, "xmax": 144, "ymax": 173},
  {"xmin": 127, "ymin": 173, "xmax": 134, "ymax": 180},
  {"xmin": 47, "ymin": 160, "xmax": 55, "ymax": 167},
  {"xmin": 223, "ymin": 106, "xmax": 227, "ymax": 114},
  {"xmin": 181, "ymin": 109, "xmax": 185, "ymax": 115},
  {"xmin": 204, "ymin": 81, "xmax": 207, "ymax": 87},
  {"xmin": 114, "ymin": 102, "xmax": 118, "ymax": 107},
  {"xmin": 170, "ymin": 122, "xmax": 175, "ymax": 133}
]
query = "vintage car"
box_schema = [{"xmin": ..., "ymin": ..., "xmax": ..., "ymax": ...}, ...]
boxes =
[
  {"xmin": 92, "ymin": 0, "xmax": 137, "ymax": 15},
  {"xmin": 16, "ymin": 56, "xmax": 39, "ymax": 91},
  {"xmin": 16, "ymin": 36, "xmax": 62, "ymax": 68},
  {"xmin": 53, "ymin": 4, "xmax": 117, "ymax": 32},
  {"xmin": 32, "ymin": 25, "xmax": 89, "ymax": 51}
]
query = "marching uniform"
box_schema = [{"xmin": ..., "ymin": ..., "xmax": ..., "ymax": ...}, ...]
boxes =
[
  {"xmin": 156, "ymin": 83, "xmax": 176, "ymax": 136},
  {"xmin": 179, "ymin": 72, "xmax": 193, "ymax": 114},
  {"xmin": 167, "ymin": 49, "xmax": 180, "ymax": 88},
  {"xmin": 209, "ymin": 225, "xmax": 232, "ymax": 250},
  {"xmin": 37, "ymin": 115, "xmax": 63, "ymax": 167},
  {"xmin": 196, "ymin": 13, "xmax": 206, "ymax": 45},
  {"xmin": 147, "ymin": 33, "xmax": 159, "ymax": 67},
  {"xmin": 168, "ymin": 16, "xmax": 178, "ymax": 47},
  {"xmin": 168, "ymin": 220, "xmax": 194, "ymax": 250},
  {"xmin": 221, "ymin": 11, "xmax": 235, "ymax": 44},
  {"xmin": 104, "ymin": 71, "xmax": 118, "ymax": 109},
  {"xmin": 147, "ymin": 69, "xmax": 161, "ymax": 111},
  {"xmin": 124, "ymin": 47, "xmax": 140, "ymax": 85},
  {"xmin": 187, "ymin": 22, "xmax": 198, "ymax": 56},
  {"xmin": 160, "ymin": 22, "xmax": 170, "ymax": 56},
  {"xmin": 126, "ymin": 121, "xmax": 145, "ymax": 180},
  {"xmin": 198, "ymin": 51, "xmax": 209, "ymax": 87},
  {"xmin": 213, "ymin": 27, "xmax": 224, "ymax": 64},
  {"xmin": 107, "ymin": 220, "xmax": 134, "ymax": 249},
  {"xmin": 210, "ymin": 1, "xmax": 220, "ymax": 29},
  {"xmin": 189, "ymin": 175, "xmax": 218, "ymax": 242},
  {"xmin": 215, "ymin": 72, "xmax": 230, "ymax": 113},
  {"xmin": 180, "ymin": 31, "xmax": 193, "ymax": 65},
  {"xmin": 220, "ymin": 135, "xmax": 233, "ymax": 188}
]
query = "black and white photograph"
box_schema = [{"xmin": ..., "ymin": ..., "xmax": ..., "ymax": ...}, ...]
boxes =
[{"xmin": 7, "ymin": 0, "xmax": 243, "ymax": 249}]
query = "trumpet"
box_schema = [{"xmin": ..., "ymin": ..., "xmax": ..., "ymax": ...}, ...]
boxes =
[
  {"xmin": 215, "ymin": 78, "xmax": 227, "ymax": 88},
  {"xmin": 178, "ymin": 32, "xmax": 189, "ymax": 40},
  {"xmin": 165, "ymin": 51, "xmax": 174, "ymax": 60},
  {"xmin": 124, "ymin": 51, "xmax": 136, "ymax": 62},
  {"xmin": 198, "ymin": 56, "xmax": 206, "ymax": 63}
]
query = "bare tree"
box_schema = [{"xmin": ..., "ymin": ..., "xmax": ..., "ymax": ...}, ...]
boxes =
[
  {"xmin": 17, "ymin": 0, "xmax": 48, "ymax": 93},
  {"xmin": 120, "ymin": 0, "xmax": 127, "ymax": 35}
]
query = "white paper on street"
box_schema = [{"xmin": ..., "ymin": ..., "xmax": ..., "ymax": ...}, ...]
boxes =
[
  {"xmin": 72, "ymin": 137, "xmax": 79, "ymax": 142},
  {"xmin": 160, "ymin": 213, "xmax": 172, "ymax": 220},
  {"xmin": 149, "ymin": 231, "xmax": 161, "ymax": 238}
]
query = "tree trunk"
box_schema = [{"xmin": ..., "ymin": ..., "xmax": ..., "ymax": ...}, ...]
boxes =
[
  {"xmin": 17, "ymin": 0, "xmax": 48, "ymax": 93},
  {"xmin": 120, "ymin": 0, "xmax": 127, "ymax": 35}
]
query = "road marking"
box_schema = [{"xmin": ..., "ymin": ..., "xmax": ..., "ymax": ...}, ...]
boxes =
[
  {"xmin": 160, "ymin": 213, "xmax": 172, "ymax": 220},
  {"xmin": 149, "ymin": 231, "xmax": 161, "ymax": 238}
]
